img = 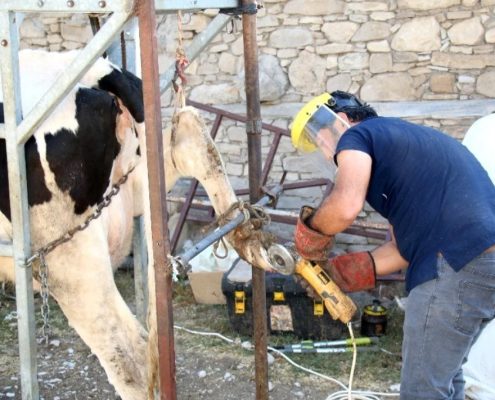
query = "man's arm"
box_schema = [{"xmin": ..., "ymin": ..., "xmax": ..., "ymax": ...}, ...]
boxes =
[
  {"xmin": 311, "ymin": 149, "xmax": 372, "ymax": 235},
  {"xmin": 371, "ymin": 227, "xmax": 409, "ymax": 275}
]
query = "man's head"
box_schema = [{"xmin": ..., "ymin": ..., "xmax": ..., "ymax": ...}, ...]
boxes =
[
  {"xmin": 327, "ymin": 91, "xmax": 377, "ymax": 122},
  {"xmin": 291, "ymin": 91, "xmax": 377, "ymax": 159}
]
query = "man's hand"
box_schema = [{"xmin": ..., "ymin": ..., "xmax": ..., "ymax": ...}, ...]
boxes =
[
  {"xmin": 329, "ymin": 251, "xmax": 376, "ymax": 292},
  {"xmin": 294, "ymin": 206, "xmax": 334, "ymax": 263},
  {"xmin": 297, "ymin": 251, "xmax": 376, "ymax": 297}
]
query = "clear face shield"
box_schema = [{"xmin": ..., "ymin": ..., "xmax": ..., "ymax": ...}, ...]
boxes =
[{"xmin": 296, "ymin": 104, "xmax": 350, "ymax": 160}]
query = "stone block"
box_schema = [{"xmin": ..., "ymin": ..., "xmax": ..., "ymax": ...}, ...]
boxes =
[
  {"xmin": 20, "ymin": 18, "xmax": 45, "ymax": 39},
  {"xmin": 182, "ymin": 14, "xmax": 211, "ymax": 32},
  {"xmin": 219, "ymin": 53, "xmax": 238, "ymax": 75},
  {"xmin": 288, "ymin": 51, "xmax": 326, "ymax": 93},
  {"xmin": 316, "ymin": 43, "xmax": 354, "ymax": 54},
  {"xmin": 284, "ymin": 0, "xmax": 345, "ymax": 15},
  {"xmin": 321, "ymin": 21, "xmax": 359, "ymax": 43},
  {"xmin": 269, "ymin": 27, "xmax": 313, "ymax": 49},
  {"xmin": 370, "ymin": 12, "xmax": 396, "ymax": 21},
  {"xmin": 360, "ymin": 72, "xmax": 416, "ymax": 101},
  {"xmin": 430, "ymin": 73, "xmax": 456, "ymax": 93},
  {"xmin": 370, "ymin": 53, "xmax": 393, "ymax": 73},
  {"xmin": 486, "ymin": 28, "xmax": 495, "ymax": 43},
  {"xmin": 367, "ymin": 40, "xmax": 391, "ymax": 52},
  {"xmin": 431, "ymin": 51, "xmax": 486, "ymax": 68},
  {"xmin": 391, "ymin": 17, "xmax": 441, "ymax": 52},
  {"xmin": 448, "ymin": 17, "xmax": 484, "ymax": 45},
  {"xmin": 338, "ymin": 52, "xmax": 370, "ymax": 70},
  {"xmin": 326, "ymin": 73, "xmax": 352, "ymax": 92},
  {"xmin": 346, "ymin": 2, "xmax": 390, "ymax": 11},
  {"xmin": 476, "ymin": 70, "xmax": 495, "ymax": 96},
  {"xmin": 47, "ymin": 34, "xmax": 62, "ymax": 44},
  {"xmin": 351, "ymin": 22, "xmax": 391, "ymax": 42},
  {"xmin": 190, "ymin": 84, "xmax": 240, "ymax": 105},
  {"xmin": 61, "ymin": 22, "xmax": 91, "ymax": 43},
  {"xmin": 398, "ymin": 0, "xmax": 460, "ymax": 9}
]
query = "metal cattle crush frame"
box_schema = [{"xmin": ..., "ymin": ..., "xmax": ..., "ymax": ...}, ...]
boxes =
[{"xmin": 0, "ymin": 1, "xmax": 274, "ymax": 399}]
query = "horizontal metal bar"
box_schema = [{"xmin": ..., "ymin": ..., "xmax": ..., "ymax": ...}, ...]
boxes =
[
  {"xmin": 0, "ymin": 0, "xmax": 135, "ymax": 13},
  {"xmin": 0, "ymin": 124, "xmax": 5, "ymax": 139},
  {"xmin": 155, "ymin": 0, "xmax": 239, "ymax": 12},
  {"xmin": 0, "ymin": 241, "xmax": 13, "ymax": 257},
  {"xmin": 0, "ymin": 0, "xmax": 239, "ymax": 12},
  {"xmin": 187, "ymin": 99, "xmax": 291, "ymax": 136}
]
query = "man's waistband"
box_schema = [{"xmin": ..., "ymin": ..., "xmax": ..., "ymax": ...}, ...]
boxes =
[
  {"xmin": 484, "ymin": 244, "xmax": 495, "ymax": 254},
  {"xmin": 437, "ymin": 244, "xmax": 495, "ymax": 258}
]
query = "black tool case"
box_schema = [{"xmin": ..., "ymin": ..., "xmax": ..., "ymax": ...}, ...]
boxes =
[{"xmin": 221, "ymin": 258, "xmax": 348, "ymax": 340}]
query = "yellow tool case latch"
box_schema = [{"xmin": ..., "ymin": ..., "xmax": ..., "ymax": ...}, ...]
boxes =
[
  {"xmin": 273, "ymin": 291, "xmax": 285, "ymax": 301},
  {"xmin": 273, "ymin": 285, "xmax": 285, "ymax": 302},
  {"xmin": 313, "ymin": 300, "xmax": 324, "ymax": 316},
  {"xmin": 234, "ymin": 290, "xmax": 246, "ymax": 314}
]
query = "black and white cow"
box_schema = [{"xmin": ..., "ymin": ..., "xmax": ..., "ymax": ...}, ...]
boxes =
[{"xmin": 0, "ymin": 49, "xmax": 272, "ymax": 399}]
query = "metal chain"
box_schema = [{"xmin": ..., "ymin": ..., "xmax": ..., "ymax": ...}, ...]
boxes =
[
  {"xmin": 27, "ymin": 164, "xmax": 137, "ymax": 344},
  {"xmin": 39, "ymin": 252, "xmax": 50, "ymax": 344}
]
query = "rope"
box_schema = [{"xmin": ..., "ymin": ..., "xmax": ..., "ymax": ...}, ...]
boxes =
[
  {"xmin": 201, "ymin": 200, "xmax": 271, "ymax": 259},
  {"xmin": 173, "ymin": 10, "xmax": 189, "ymax": 110}
]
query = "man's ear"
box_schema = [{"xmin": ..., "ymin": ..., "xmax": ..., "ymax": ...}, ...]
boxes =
[{"xmin": 337, "ymin": 111, "xmax": 351, "ymax": 124}]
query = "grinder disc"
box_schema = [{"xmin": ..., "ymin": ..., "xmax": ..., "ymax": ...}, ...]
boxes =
[{"xmin": 267, "ymin": 244, "xmax": 295, "ymax": 275}]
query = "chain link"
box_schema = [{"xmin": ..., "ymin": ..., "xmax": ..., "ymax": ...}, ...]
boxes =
[
  {"xmin": 39, "ymin": 252, "xmax": 50, "ymax": 344},
  {"xmin": 26, "ymin": 164, "xmax": 136, "ymax": 344}
]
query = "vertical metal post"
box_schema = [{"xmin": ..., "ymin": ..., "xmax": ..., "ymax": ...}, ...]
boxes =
[
  {"xmin": 133, "ymin": 216, "xmax": 148, "ymax": 325},
  {"xmin": 137, "ymin": 1, "xmax": 177, "ymax": 399},
  {"xmin": 0, "ymin": 11, "xmax": 39, "ymax": 400},
  {"xmin": 241, "ymin": 1, "xmax": 269, "ymax": 399}
]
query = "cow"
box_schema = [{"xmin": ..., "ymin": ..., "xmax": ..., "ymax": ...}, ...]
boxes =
[{"xmin": 0, "ymin": 49, "xmax": 273, "ymax": 399}]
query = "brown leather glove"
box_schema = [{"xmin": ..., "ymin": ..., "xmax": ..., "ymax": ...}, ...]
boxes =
[
  {"xmin": 296, "ymin": 251, "xmax": 376, "ymax": 296},
  {"xmin": 294, "ymin": 206, "xmax": 334, "ymax": 264},
  {"xmin": 328, "ymin": 251, "xmax": 376, "ymax": 292}
]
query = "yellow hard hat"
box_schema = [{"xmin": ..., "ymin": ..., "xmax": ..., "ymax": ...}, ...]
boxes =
[{"xmin": 291, "ymin": 93, "xmax": 332, "ymax": 153}]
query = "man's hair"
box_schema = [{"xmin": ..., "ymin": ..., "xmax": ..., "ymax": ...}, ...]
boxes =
[{"xmin": 328, "ymin": 90, "xmax": 378, "ymax": 122}]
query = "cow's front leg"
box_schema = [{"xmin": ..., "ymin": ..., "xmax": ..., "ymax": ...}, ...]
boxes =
[{"xmin": 43, "ymin": 225, "xmax": 148, "ymax": 400}]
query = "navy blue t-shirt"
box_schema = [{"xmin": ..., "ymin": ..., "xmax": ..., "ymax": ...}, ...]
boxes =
[{"xmin": 335, "ymin": 116, "xmax": 495, "ymax": 291}]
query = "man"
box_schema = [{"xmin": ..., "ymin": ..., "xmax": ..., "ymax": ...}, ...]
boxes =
[{"xmin": 291, "ymin": 91, "xmax": 495, "ymax": 400}]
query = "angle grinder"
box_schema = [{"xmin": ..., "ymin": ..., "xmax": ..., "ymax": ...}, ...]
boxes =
[{"xmin": 267, "ymin": 243, "xmax": 357, "ymax": 324}]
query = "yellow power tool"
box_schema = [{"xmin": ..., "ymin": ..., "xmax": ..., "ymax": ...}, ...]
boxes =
[{"xmin": 268, "ymin": 244, "xmax": 357, "ymax": 324}]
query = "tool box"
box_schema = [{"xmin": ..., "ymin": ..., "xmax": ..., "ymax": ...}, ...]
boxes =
[{"xmin": 221, "ymin": 258, "xmax": 348, "ymax": 340}]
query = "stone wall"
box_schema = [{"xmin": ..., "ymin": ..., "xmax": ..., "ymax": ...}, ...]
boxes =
[{"xmin": 18, "ymin": 1, "xmax": 495, "ymax": 250}]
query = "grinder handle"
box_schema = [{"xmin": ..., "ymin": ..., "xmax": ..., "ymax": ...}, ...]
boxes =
[{"xmin": 295, "ymin": 259, "xmax": 357, "ymax": 324}]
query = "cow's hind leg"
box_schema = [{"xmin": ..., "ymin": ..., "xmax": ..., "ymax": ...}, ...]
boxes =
[{"xmin": 44, "ymin": 226, "xmax": 147, "ymax": 400}]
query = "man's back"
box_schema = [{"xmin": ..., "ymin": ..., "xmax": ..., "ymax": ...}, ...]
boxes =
[{"xmin": 336, "ymin": 116, "xmax": 495, "ymax": 290}]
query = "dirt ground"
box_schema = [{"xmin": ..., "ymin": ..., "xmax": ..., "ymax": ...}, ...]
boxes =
[{"xmin": 0, "ymin": 270, "xmax": 404, "ymax": 400}]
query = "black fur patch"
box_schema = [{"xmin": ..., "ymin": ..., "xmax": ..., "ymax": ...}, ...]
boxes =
[
  {"xmin": 0, "ymin": 103, "xmax": 52, "ymax": 222},
  {"xmin": 45, "ymin": 87, "xmax": 121, "ymax": 215},
  {"xmin": 98, "ymin": 68, "xmax": 144, "ymax": 124}
]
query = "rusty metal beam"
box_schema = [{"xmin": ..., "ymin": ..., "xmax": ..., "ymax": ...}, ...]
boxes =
[
  {"xmin": 241, "ymin": 1, "xmax": 269, "ymax": 399},
  {"xmin": 137, "ymin": 1, "xmax": 176, "ymax": 399}
]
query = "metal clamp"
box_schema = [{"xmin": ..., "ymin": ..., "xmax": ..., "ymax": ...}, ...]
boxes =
[{"xmin": 220, "ymin": 3, "xmax": 260, "ymax": 17}]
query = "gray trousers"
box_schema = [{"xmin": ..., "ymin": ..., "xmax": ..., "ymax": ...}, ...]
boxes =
[{"xmin": 400, "ymin": 252, "xmax": 495, "ymax": 400}]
